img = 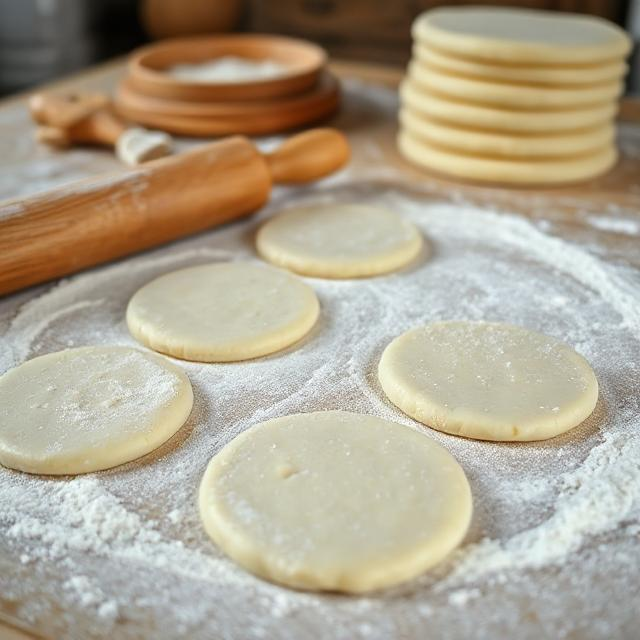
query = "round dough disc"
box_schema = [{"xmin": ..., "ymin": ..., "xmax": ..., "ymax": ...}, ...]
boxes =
[
  {"xmin": 412, "ymin": 7, "xmax": 631, "ymax": 65},
  {"xmin": 378, "ymin": 322, "xmax": 598, "ymax": 442},
  {"xmin": 127, "ymin": 262, "xmax": 319, "ymax": 362},
  {"xmin": 413, "ymin": 44, "xmax": 628, "ymax": 87},
  {"xmin": 397, "ymin": 132, "xmax": 617, "ymax": 185},
  {"xmin": 400, "ymin": 80, "xmax": 617, "ymax": 134},
  {"xmin": 408, "ymin": 61, "xmax": 622, "ymax": 110},
  {"xmin": 199, "ymin": 410, "xmax": 472, "ymax": 592},
  {"xmin": 400, "ymin": 108, "xmax": 615, "ymax": 158},
  {"xmin": 256, "ymin": 204, "xmax": 423, "ymax": 278},
  {"xmin": 0, "ymin": 346, "xmax": 193, "ymax": 475}
]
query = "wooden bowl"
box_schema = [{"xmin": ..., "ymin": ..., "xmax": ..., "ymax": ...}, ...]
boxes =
[
  {"xmin": 127, "ymin": 34, "xmax": 327, "ymax": 103},
  {"xmin": 116, "ymin": 73, "xmax": 340, "ymax": 136},
  {"xmin": 114, "ymin": 98, "xmax": 339, "ymax": 137},
  {"xmin": 116, "ymin": 71, "xmax": 339, "ymax": 118}
]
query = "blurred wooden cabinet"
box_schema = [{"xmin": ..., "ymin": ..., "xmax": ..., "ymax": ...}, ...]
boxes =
[{"xmin": 246, "ymin": 0, "xmax": 628, "ymax": 65}]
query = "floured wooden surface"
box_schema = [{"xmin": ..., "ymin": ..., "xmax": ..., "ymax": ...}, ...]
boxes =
[{"xmin": 1, "ymin": 68, "xmax": 640, "ymax": 640}]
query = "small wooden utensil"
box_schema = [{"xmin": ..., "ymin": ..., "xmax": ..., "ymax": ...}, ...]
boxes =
[
  {"xmin": 0, "ymin": 128, "xmax": 349, "ymax": 296},
  {"xmin": 30, "ymin": 92, "xmax": 172, "ymax": 165}
]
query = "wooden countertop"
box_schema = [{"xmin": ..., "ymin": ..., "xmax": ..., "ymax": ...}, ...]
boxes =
[{"xmin": 1, "ymin": 56, "xmax": 639, "ymax": 640}]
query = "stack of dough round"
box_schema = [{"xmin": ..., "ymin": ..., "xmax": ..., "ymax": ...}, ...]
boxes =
[{"xmin": 398, "ymin": 6, "xmax": 631, "ymax": 185}]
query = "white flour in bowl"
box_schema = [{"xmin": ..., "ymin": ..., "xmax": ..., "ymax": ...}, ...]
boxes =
[{"xmin": 168, "ymin": 57, "xmax": 288, "ymax": 83}]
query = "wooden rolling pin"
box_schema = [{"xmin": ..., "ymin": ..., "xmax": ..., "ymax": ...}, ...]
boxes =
[
  {"xmin": 30, "ymin": 92, "xmax": 173, "ymax": 165},
  {"xmin": 0, "ymin": 127, "xmax": 349, "ymax": 296}
]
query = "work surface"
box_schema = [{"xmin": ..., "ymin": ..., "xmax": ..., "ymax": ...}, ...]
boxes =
[{"xmin": 1, "ymin": 61, "xmax": 639, "ymax": 640}]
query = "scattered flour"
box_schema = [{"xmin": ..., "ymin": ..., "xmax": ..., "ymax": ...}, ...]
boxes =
[
  {"xmin": 585, "ymin": 214, "xmax": 640, "ymax": 236},
  {"xmin": 0, "ymin": 80, "xmax": 639, "ymax": 640}
]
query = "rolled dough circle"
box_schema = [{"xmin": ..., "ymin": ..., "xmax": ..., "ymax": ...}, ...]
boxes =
[
  {"xmin": 400, "ymin": 108, "xmax": 615, "ymax": 158},
  {"xmin": 0, "ymin": 346, "xmax": 193, "ymax": 475},
  {"xmin": 412, "ymin": 7, "xmax": 631, "ymax": 65},
  {"xmin": 256, "ymin": 204, "xmax": 423, "ymax": 278},
  {"xmin": 408, "ymin": 61, "xmax": 622, "ymax": 110},
  {"xmin": 378, "ymin": 322, "xmax": 598, "ymax": 442},
  {"xmin": 400, "ymin": 80, "xmax": 617, "ymax": 134},
  {"xmin": 413, "ymin": 44, "xmax": 628, "ymax": 87},
  {"xmin": 127, "ymin": 262, "xmax": 319, "ymax": 362},
  {"xmin": 199, "ymin": 410, "xmax": 472, "ymax": 592},
  {"xmin": 397, "ymin": 132, "xmax": 617, "ymax": 185}
]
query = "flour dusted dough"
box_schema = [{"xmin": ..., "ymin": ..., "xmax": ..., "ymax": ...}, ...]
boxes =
[
  {"xmin": 379, "ymin": 322, "xmax": 598, "ymax": 442},
  {"xmin": 413, "ymin": 44, "xmax": 628, "ymax": 87},
  {"xmin": 400, "ymin": 108, "xmax": 615, "ymax": 158},
  {"xmin": 412, "ymin": 7, "xmax": 631, "ymax": 65},
  {"xmin": 398, "ymin": 132, "xmax": 617, "ymax": 185},
  {"xmin": 0, "ymin": 346, "xmax": 193, "ymax": 475},
  {"xmin": 400, "ymin": 81, "xmax": 617, "ymax": 134},
  {"xmin": 408, "ymin": 62, "xmax": 622, "ymax": 110},
  {"xmin": 199, "ymin": 410, "xmax": 472, "ymax": 592},
  {"xmin": 256, "ymin": 204, "xmax": 423, "ymax": 278},
  {"xmin": 127, "ymin": 262, "xmax": 319, "ymax": 362}
]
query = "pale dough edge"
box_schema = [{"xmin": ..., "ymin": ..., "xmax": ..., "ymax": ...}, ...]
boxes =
[
  {"xmin": 412, "ymin": 43, "xmax": 628, "ymax": 86},
  {"xmin": 377, "ymin": 328, "xmax": 599, "ymax": 442},
  {"xmin": 400, "ymin": 108, "xmax": 615, "ymax": 158},
  {"xmin": 255, "ymin": 220, "xmax": 424, "ymax": 279},
  {"xmin": 126, "ymin": 274, "xmax": 320, "ymax": 362},
  {"xmin": 0, "ymin": 347, "xmax": 194, "ymax": 475},
  {"xmin": 397, "ymin": 132, "xmax": 618, "ymax": 185},
  {"xmin": 412, "ymin": 11, "xmax": 631, "ymax": 65},
  {"xmin": 198, "ymin": 412, "xmax": 473, "ymax": 593},
  {"xmin": 408, "ymin": 61, "xmax": 623, "ymax": 110},
  {"xmin": 400, "ymin": 80, "xmax": 618, "ymax": 133}
]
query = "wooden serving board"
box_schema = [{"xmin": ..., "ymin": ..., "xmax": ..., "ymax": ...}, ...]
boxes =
[{"xmin": 0, "ymin": 59, "xmax": 639, "ymax": 640}]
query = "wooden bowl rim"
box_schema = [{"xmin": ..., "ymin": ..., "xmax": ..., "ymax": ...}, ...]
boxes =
[{"xmin": 128, "ymin": 34, "xmax": 327, "ymax": 99}]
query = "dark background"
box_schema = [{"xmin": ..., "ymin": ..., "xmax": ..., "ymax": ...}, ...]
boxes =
[{"xmin": 0, "ymin": 0, "xmax": 635, "ymax": 96}]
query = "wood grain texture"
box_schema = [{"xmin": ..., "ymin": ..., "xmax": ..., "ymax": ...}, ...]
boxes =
[
  {"xmin": 0, "ymin": 57, "xmax": 638, "ymax": 640},
  {"xmin": 0, "ymin": 137, "xmax": 271, "ymax": 295}
]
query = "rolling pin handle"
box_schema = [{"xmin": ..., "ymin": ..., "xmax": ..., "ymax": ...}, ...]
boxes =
[{"xmin": 264, "ymin": 128, "xmax": 350, "ymax": 185}]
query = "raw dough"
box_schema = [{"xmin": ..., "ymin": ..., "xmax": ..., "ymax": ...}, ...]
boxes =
[
  {"xmin": 115, "ymin": 127, "xmax": 172, "ymax": 166},
  {"xmin": 169, "ymin": 56, "xmax": 287, "ymax": 83},
  {"xmin": 0, "ymin": 346, "xmax": 193, "ymax": 475},
  {"xmin": 408, "ymin": 61, "xmax": 622, "ymax": 110},
  {"xmin": 256, "ymin": 204, "xmax": 423, "ymax": 278},
  {"xmin": 378, "ymin": 322, "xmax": 598, "ymax": 442},
  {"xmin": 400, "ymin": 80, "xmax": 617, "ymax": 133},
  {"xmin": 400, "ymin": 108, "xmax": 615, "ymax": 158},
  {"xmin": 413, "ymin": 44, "xmax": 628, "ymax": 87},
  {"xmin": 127, "ymin": 262, "xmax": 319, "ymax": 362},
  {"xmin": 199, "ymin": 410, "xmax": 472, "ymax": 592},
  {"xmin": 412, "ymin": 7, "xmax": 631, "ymax": 65},
  {"xmin": 398, "ymin": 132, "xmax": 617, "ymax": 185}
]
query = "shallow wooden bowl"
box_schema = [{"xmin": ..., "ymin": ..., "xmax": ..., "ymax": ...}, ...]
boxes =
[
  {"xmin": 115, "ymin": 74, "xmax": 340, "ymax": 136},
  {"xmin": 116, "ymin": 71, "xmax": 339, "ymax": 118},
  {"xmin": 127, "ymin": 34, "xmax": 327, "ymax": 103}
]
